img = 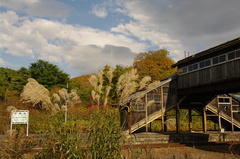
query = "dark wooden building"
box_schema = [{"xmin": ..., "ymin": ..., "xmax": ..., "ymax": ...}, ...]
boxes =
[
  {"xmin": 121, "ymin": 37, "xmax": 240, "ymax": 134},
  {"xmin": 173, "ymin": 37, "xmax": 240, "ymax": 95}
]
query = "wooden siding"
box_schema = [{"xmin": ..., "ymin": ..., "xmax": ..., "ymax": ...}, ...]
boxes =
[{"xmin": 178, "ymin": 59, "xmax": 240, "ymax": 89}]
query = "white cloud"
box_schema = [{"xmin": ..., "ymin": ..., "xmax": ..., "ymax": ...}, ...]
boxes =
[
  {"xmin": 0, "ymin": 11, "xmax": 146, "ymax": 75},
  {"xmin": 111, "ymin": 21, "xmax": 185, "ymax": 61},
  {"xmin": 114, "ymin": 0, "xmax": 240, "ymax": 58},
  {"xmin": 0, "ymin": 0, "xmax": 38, "ymax": 10},
  {"xmin": 26, "ymin": 0, "xmax": 70, "ymax": 17},
  {"xmin": 91, "ymin": 4, "xmax": 108, "ymax": 18},
  {"xmin": 0, "ymin": 0, "xmax": 70, "ymax": 18}
]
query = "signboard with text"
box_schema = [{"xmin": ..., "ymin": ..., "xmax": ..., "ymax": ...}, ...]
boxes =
[
  {"xmin": 11, "ymin": 110, "xmax": 29, "ymax": 124},
  {"xmin": 10, "ymin": 110, "xmax": 29, "ymax": 136}
]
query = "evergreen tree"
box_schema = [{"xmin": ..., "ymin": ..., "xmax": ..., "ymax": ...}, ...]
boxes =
[{"xmin": 27, "ymin": 60, "xmax": 70, "ymax": 90}]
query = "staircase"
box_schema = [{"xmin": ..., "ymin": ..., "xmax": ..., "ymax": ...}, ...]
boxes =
[
  {"xmin": 127, "ymin": 104, "xmax": 176, "ymax": 134},
  {"xmin": 207, "ymin": 104, "xmax": 240, "ymax": 129},
  {"xmin": 123, "ymin": 77, "xmax": 177, "ymax": 134}
]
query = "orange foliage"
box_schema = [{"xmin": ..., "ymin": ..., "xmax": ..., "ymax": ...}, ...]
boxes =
[
  {"xmin": 133, "ymin": 49, "xmax": 176, "ymax": 81},
  {"xmin": 70, "ymin": 74, "xmax": 92, "ymax": 90}
]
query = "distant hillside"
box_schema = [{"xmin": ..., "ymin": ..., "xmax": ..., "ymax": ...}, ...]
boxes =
[{"xmin": 70, "ymin": 74, "xmax": 93, "ymax": 103}]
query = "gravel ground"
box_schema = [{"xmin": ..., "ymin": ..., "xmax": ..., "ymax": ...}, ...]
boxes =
[{"xmin": 121, "ymin": 144, "xmax": 240, "ymax": 159}]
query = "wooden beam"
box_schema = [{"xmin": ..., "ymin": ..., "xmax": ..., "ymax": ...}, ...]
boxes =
[
  {"xmin": 217, "ymin": 96, "xmax": 222, "ymax": 131},
  {"xmin": 188, "ymin": 108, "xmax": 192, "ymax": 132},
  {"xmin": 176, "ymin": 103, "xmax": 180, "ymax": 133},
  {"xmin": 161, "ymin": 86, "xmax": 165, "ymax": 133},
  {"xmin": 230, "ymin": 97, "xmax": 234, "ymax": 132},
  {"xmin": 203, "ymin": 106, "xmax": 207, "ymax": 132},
  {"xmin": 145, "ymin": 94, "xmax": 148, "ymax": 134},
  {"xmin": 129, "ymin": 102, "xmax": 133, "ymax": 134}
]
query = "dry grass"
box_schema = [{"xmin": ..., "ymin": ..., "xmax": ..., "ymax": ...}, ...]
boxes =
[{"xmin": 20, "ymin": 78, "xmax": 81, "ymax": 114}]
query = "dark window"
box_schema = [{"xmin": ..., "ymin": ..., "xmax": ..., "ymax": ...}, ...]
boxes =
[
  {"xmin": 147, "ymin": 94, "xmax": 161, "ymax": 103},
  {"xmin": 228, "ymin": 52, "xmax": 235, "ymax": 60},
  {"xmin": 199, "ymin": 61, "xmax": 205, "ymax": 68},
  {"xmin": 154, "ymin": 95, "xmax": 161, "ymax": 102},
  {"xmin": 147, "ymin": 95, "xmax": 154, "ymax": 101},
  {"xmin": 188, "ymin": 65, "xmax": 193, "ymax": 72},
  {"xmin": 212, "ymin": 57, "xmax": 219, "ymax": 65},
  {"xmin": 192, "ymin": 63, "xmax": 198, "ymax": 70},
  {"xmin": 219, "ymin": 55, "xmax": 226, "ymax": 62},
  {"xmin": 205, "ymin": 60, "xmax": 211, "ymax": 66},
  {"xmin": 236, "ymin": 50, "xmax": 240, "ymax": 58},
  {"xmin": 218, "ymin": 97, "xmax": 230, "ymax": 104},
  {"xmin": 137, "ymin": 103, "xmax": 145, "ymax": 111},
  {"xmin": 163, "ymin": 87, "xmax": 169, "ymax": 93},
  {"xmin": 132, "ymin": 102, "xmax": 145, "ymax": 111},
  {"xmin": 219, "ymin": 98, "xmax": 224, "ymax": 103},
  {"xmin": 232, "ymin": 105, "xmax": 240, "ymax": 112},
  {"xmin": 183, "ymin": 67, "xmax": 187, "ymax": 73},
  {"xmin": 179, "ymin": 67, "xmax": 187, "ymax": 74}
]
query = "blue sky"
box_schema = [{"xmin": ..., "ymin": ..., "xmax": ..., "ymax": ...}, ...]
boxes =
[{"xmin": 0, "ymin": 0, "xmax": 240, "ymax": 77}]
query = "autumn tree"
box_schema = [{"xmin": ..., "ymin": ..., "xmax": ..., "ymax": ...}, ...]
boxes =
[
  {"xmin": 133, "ymin": 49, "xmax": 176, "ymax": 81},
  {"xmin": 70, "ymin": 75, "xmax": 92, "ymax": 103}
]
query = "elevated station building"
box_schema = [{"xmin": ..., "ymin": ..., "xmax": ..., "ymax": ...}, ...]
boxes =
[{"xmin": 121, "ymin": 37, "xmax": 240, "ymax": 135}]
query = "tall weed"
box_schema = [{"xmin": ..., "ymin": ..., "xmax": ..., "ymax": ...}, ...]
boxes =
[
  {"xmin": 34, "ymin": 119, "xmax": 87, "ymax": 159},
  {"xmin": 88, "ymin": 108, "xmax": 122, "ymax": 159},
  {"xmin": 0, "ymin": 128, "xmax": 35, "ymax": 159}
]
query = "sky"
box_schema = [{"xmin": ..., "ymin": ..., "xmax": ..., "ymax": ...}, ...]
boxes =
[{"xmin": 0, "ymin": 0, "xmax": 239, "ymax": 77}]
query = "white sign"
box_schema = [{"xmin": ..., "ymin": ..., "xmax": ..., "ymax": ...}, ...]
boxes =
[
  {"xmin": 10, "ymin": 110, "xmax": 29, "ymax": 136},
  {"xmin": 11, "ymin": 110, "xmax": 29, "ymax": 124}
]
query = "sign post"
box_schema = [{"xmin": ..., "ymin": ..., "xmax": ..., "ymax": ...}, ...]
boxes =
[{"xmin": 10, "ymin": 110, "xmax": 29, "ymax": 136}]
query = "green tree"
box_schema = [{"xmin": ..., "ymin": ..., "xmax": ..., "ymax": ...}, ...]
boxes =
[
  {"xmin": 133, "ymin": 49, "xmax": 176, "ymax": 81},
  {"xmin": 27, "ymin": 60, "xmax": 70, "ymax": 90},
  {"xmin": 0, "ymin": 67, "xmax": 27, "ymax": 101}
]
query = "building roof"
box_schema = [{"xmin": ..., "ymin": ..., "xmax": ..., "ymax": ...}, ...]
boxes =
[{"xmin": 172, "ymin": 37, "xmax": 240, "ymax": 67}]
